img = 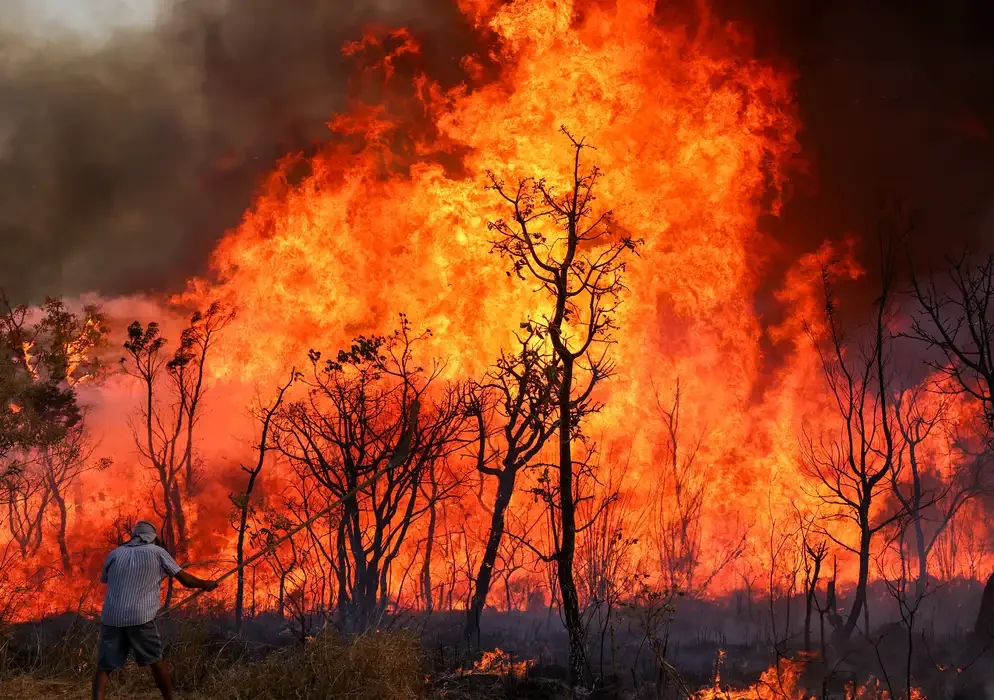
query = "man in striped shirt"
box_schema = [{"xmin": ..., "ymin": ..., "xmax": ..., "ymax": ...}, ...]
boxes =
[{"xmin": 93, "ymin": 520, "xmax": 217, "ymax": 700}]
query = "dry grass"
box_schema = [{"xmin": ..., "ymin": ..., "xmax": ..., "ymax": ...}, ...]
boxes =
[
  {"xmin": 1, "ymin": 627, "xmax": 425, "ymax": 700},
  {"xmin": 208, "ymin": 630, "xmax": 424, "ymax": 700},
  {"xmin": 1, "ymin": 676, "xmax": 162, "ymax": 699}
]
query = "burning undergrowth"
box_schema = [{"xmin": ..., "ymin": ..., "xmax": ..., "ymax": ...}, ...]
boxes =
[
  {"xmin": 464, "ymin": 648, "xmax": 535, "ymax": 678},
  {"xmin": 0, "ymin": 597, "xmax": 981, "ymax": 700}
]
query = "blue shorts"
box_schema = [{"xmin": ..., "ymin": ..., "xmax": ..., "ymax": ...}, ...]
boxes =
[{"xmin": 97, "ymin": 621, "xmax": 163, "ymax": 671}]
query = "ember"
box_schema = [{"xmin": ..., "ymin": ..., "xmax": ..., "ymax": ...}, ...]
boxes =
[{"xmin": 468, "ymin": 648, "xmax": 534, "ymax": 678}]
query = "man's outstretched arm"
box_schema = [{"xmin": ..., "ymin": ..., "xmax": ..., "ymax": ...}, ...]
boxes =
[
  {"xmin": 157, "ymin": 547, "xmax": 218, "ymax": 591},
  {"xmin": 174, "ymin": 569, "xmax": 218, "ymax": 591}
]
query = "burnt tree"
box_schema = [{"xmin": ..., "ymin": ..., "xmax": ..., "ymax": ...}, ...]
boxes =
[
  {"xmin": 910, "ymin": 253, "xmax": 994, "ymax": 438},
  {"xmin": 275, "ymin": 317, "xmax": 467, "ymax": 631},
  {"xmin": 652, "ymin": 379, "xmax": 745, "ymax": 597},
  {"xmin": 464, "ymin": 329, "xmax": 558, "ymax": 644},
  {"xmin": 39, "ymin": 422, "xmax": 107, "ymax": 571},
  {"xmin": 251, "ymin": 508, "xmax": 299, "ymax": 621},
  {"xmin": 121, "ymin": 302, "xmax": 232, "ymax": 556},
  {"xmin": 803, "ymin": 537, "xmax": 828, "ymax": 654},
  {"xmin": 488, "ymin": 129, "xmax": 640, "ymax": 685},
  {"xmin": 801, "ymin": 233, "xmax": 904, "ymax": 647},
  {"xmin": 418, "ymin": 447, "xmax": 465, "ymax": 615},
  {"xmin": 891, "ymin": 386, "xmax": 986, "ymax": 599},
  {"xmin": 231, "ymin": 370, "xmax": 295, "ymax": 634},
  {"xmin": 908, "ymin": 252, "xmax": 994, "ymax": 650}
]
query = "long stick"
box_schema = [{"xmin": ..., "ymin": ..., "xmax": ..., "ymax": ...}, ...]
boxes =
[{"xmin": 158, "ymin": 399, "xmax": 421, "ymax": 618}]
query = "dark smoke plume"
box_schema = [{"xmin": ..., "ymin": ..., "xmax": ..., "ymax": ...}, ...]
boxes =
[
  {"xmin": 700, "ymin": 0, "xmax": 994, "ymax": 342},
  {"xmin": 0, "ymin": 0, "xmax": 494, "ymax": 303},
  {"xmin": 739, "ymin": 0, "xmax": 994, "ymax": 276}
]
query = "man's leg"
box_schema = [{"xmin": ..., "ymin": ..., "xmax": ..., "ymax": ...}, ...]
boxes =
[
  {"xmin": 94, "ymin": 625, "xmax": 126, "ymax": 700},
  {"xmin": 149, "ymin": 660, "xmax": 175, "ymax": 700},
  {"xmin": 129, "ymin": 621, "xmax": 173, "ymax": 700},
  {"xmin": 91, "ymin": 669, "xmax": 110, "ymax": 700}
]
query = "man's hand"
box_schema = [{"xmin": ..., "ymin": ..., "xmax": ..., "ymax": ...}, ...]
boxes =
[{"xmin": 176, "ymin": 569, "xmax": 220, "ymax": 591}]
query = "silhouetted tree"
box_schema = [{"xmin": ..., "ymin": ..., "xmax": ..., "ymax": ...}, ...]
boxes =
[
  {"xmin": 907, "ymin": 252, "xmax": 994, "ymax": 650},
  {"xmin": 464, "ymin": 328, "xmax": 558, "ymax": 644},
  {"xmin": 802, "ymin": 535, "xmax": 829, "ymax": 654},
  {"xmin": 909, "ymin": 253, "xmax": 994, "ymax": 438},
  {"xmin": 0, "ymin": 294, "xmax": 106, "ymax": 565},
  {"xmin": 488, "ymin": 128, "xmax": 640, "ymax": 685},
  {"xmin": 231, "ymin": 370, "xmax": 295, "ymax": 634},
  {"xmin": 40, "ymin": 423, "xmax": 109, "ymax": 571},
  {"xmin": 121, "ymin": 301, "xmax": 233, "ymax": 557},
  {"xmin": 890, "ymin": 386, "xmax": 986, "ymax": 598},
  {"xmin": 576, "ymin": 457, "xmax": 644, "ymax": 684},
  {"xmin": 418, "ymin": 450, "xmax": 465, "ymax": 615},
  {"xmin": 251, "ymin": 508, "xmax": 299, "ymax": 621},
  {"xmin": 802, "ymin": 230, "xmax": 908, "ymax": 646},
  {"xmin": 275, "ymin": 317, "xmax": 468, "ymax": 631}
]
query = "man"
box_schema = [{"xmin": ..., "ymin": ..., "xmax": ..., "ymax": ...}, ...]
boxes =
[{"xmin": 93, "ymin": 521, "xmax": 218, "ymax": 700}]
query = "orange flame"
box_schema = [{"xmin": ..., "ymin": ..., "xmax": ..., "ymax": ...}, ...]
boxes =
[
  {"xmin": 172, "ymin": 0, "xmax": 808, "ymax": 596},
  {"xmin": 696, "ymin": 655, "xmax": 810, "ymax": 700},
  {"xmin": 468, "ymin": 648, "xmax": 534, "ymax": 677},
  {"xmin": 2, "ymin": 0, "xmax": 990, "ymax": 619},
  {"xmin": 697, "ymin": 654, "xmax": 925, "ymax": 700}
]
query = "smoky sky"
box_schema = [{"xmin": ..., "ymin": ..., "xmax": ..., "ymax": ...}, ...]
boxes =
[
  {"xmin": 0, "ymin": 0, "xmax": 495, "ymax": 303},
  {"xmin": 1, "ymin": 0, "xmax": 993, "ymax": 306},
  {"xmin": 735, "ymin": 0, "xmax": 994, "ymax": 295}
]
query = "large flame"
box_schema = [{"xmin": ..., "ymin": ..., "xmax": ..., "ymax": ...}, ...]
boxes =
[
  {"xmin": 4, "ymin": 0, "xmax": 990, "ymax": 620},
  {"xmin": 179, "ymin": 0, "xmax": 807, "ymax": 588}
]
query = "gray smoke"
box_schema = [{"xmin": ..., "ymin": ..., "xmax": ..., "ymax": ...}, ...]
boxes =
[{"xmin": 0, "ymin": 0, "xmax": 494, "ymax": 303}]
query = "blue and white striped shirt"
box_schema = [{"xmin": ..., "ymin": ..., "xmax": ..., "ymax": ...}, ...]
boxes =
[{"xmin": 99, "ymin": 541, "xmax": 182, "ymax": 627}]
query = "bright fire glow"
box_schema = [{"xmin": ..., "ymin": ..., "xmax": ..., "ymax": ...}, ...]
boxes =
[{"xmin": 2, "ymin": 0, "xmax": 990, "ymax": 625}]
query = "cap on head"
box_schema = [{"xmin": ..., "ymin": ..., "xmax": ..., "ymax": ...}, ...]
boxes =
[{"xmin": 131, "ymin": 520, "xmax": 157, "ymax": 544}]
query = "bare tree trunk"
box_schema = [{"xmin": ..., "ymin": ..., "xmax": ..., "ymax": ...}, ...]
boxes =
[
  {"xmin": 804, "ymin": 550, "xmax": 822, "ymax": 653},
  {"xmin": 914, "ymin": 524, "xmax": 929, "ymax": 600},
  {"xmin": 170, "ymin": 480, "xmax": 187, "ymax": 553},
  {"xmin": 466, "ymin": 472, "xmax": 515, "ymax": 644},
  {"xmin": 556, "ymin": 357, "xmax": 588, "ymax": 686},
  {"xmin": 51, "ymin": 486, "xmax": 70, "ymax": 573},
  {"xmin": 44, "ymin": 463, "xmax": 72, "ymax": 573},
  {"xmin": 158, "ymin": 467, "xmax": 176, "ymax": 552},
  {"xmin": 235, "ymin": 373, "xmax": 292, "ymax": 635},
  {"xmin": 836, "ymin": 530, "xmax": 871, "ymax": 645},
  {"xmin": 234, "ymin": 501, "xmax": 253, "ymax": 632},
  {"xmin": 250, "ymin": 565, "xmax": 256, "ymax": 618},
  {"xmin": 421, "ymin": 505, "xmax": 437, "ymax": 615}
]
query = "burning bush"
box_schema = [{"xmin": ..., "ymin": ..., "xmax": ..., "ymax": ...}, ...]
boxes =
[
  {"xmin": 466, "ymin": 648, "xmax": 534, "ymax": 678},
  {"xmin": 696, "ymin": 655, "xmax": 810, "ymax": 700}
]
